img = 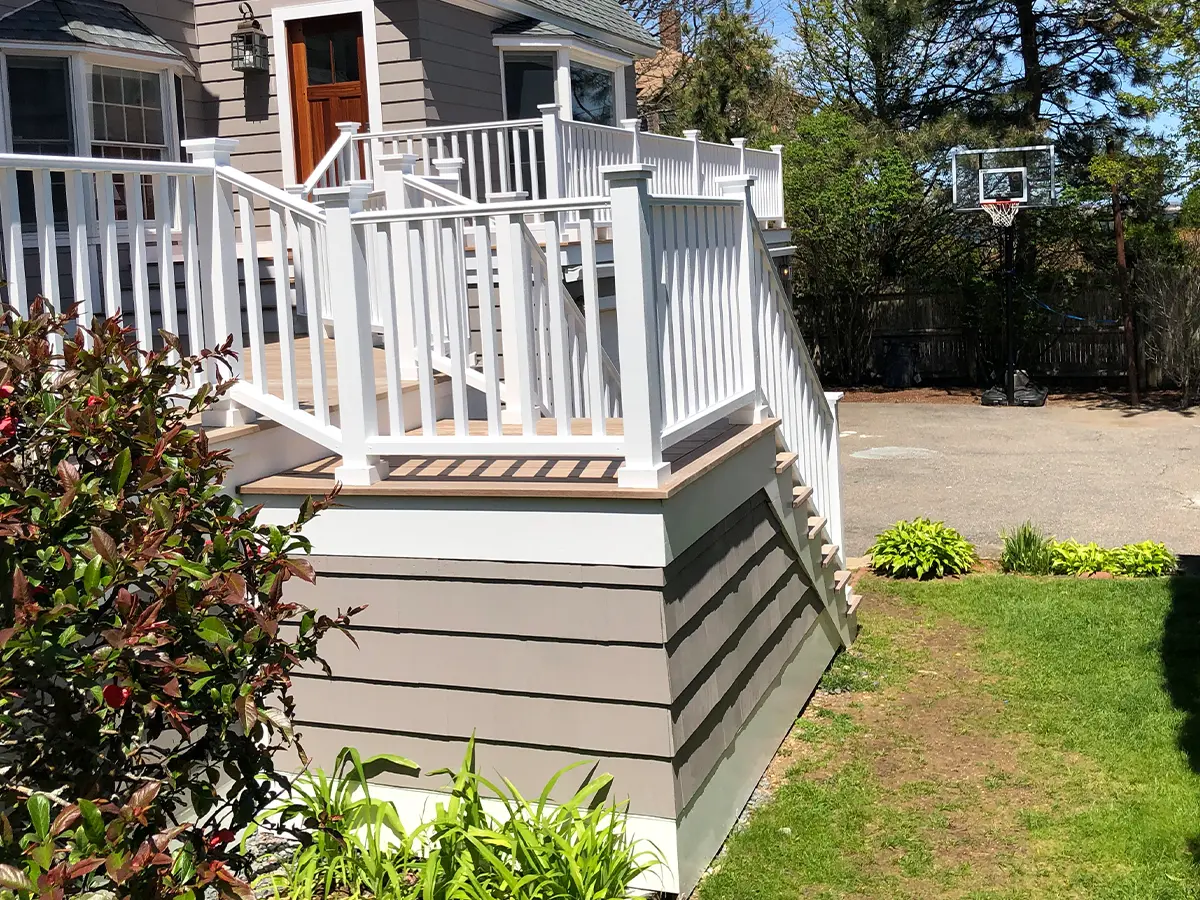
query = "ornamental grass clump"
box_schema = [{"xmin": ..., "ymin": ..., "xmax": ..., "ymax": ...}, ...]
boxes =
[
  {"xmin": 869, "ymin": 518, "xmax": 976, "ymax": 579},
  {"xmin": 1001, "ymin": 522, "xmax": 1054, "ymax": 575},
  {"xmin": 0, "ymin": 305, "xmax": 354, "ymax": 900}
]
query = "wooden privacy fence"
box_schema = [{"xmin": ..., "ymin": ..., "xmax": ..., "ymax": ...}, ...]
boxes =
[{"xmin": 871, "ymin": 290, "xmax": 1129, "ymax": 382}]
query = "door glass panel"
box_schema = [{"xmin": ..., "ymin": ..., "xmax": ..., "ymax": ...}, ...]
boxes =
[
  {"xmin": 303, "ymin": 15, "xmax": 361, "ymax": 86},
  {"xmin": 305, "ymin": 32, "xmax": 333, "ymax": 85},
  {"xmin": 503, "ymin": 53, "xmax": 555, "ymax": 119},
  {"xmin": 570, "ymin": 63, "xmax": 614, "ymax": 126}
]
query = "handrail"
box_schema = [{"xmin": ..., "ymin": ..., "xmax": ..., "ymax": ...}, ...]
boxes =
[
  {"xmin": 358, "ymin": 118, "xmax": 541, "ymax": 143},
  {"xmin": 302, "ymin": 128, "xmax": 355, "ymax": 196},
  {"xmin": 0, "ymin": 153, "xmax": 207, "ymax": 176},
  {"xmin": 217, "ymin": 165, "xmax": 327, "ymax": 221},
  {"xmin": 352, "ymin": 194, "xmax": 612, "ymax": 224}
]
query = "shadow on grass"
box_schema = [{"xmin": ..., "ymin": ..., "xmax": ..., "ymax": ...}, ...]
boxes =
[{"xmin": 1163, "ymin": 565, "xmax": 1200, "ymax": 775}]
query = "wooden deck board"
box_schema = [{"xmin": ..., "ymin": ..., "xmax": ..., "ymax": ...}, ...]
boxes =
[{"xmin": 239, "ymin": 418, "xmax": 780, "ymax": 501}]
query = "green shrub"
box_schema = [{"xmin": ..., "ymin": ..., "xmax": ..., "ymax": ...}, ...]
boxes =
[
  {"xmin": 0, "ymin": 306, "xmax": 352, "ymax": 900},
  {"xmin": 1109, "ymin": 541, "xmax": 1177, "ymax": 577},
  {"xmin": 1001, "ymin": 522, "xmax": 1053, "ymax": 574},
  {"xmin": 1049, "ymin": 540, "xmax": 1115, "ymax": 575},
  {"xmin": 255, "ymin": 740, "xmax": 661, "ymax": 900},
  {"xmin": 868, "ymin": 518, "xmax": 977, "ymax": 579}
]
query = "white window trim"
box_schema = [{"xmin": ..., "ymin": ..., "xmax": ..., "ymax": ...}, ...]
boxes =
[
  {"xmin": 0, "ymin": 45, "xmax": 183, "ymax": 159},
  {"xmin": 494, "ymin": 37, "xmax": 629, "ymax": 123},
  {"xmin": 272, "ymin": 0, "xmax": 384, "ymax": 186}
]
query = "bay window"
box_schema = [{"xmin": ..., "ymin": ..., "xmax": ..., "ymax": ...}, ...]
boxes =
[{"xmin": 569, "ymin": 63, "xmax": 615, "ymax": 126}]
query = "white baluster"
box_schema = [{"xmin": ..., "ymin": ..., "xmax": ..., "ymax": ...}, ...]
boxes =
[
  {"xmin": 490, "ymin": 191, "xmax": 537, "ymax": 431},
  {"xmin": 719, "ymin": 175, "xmax": 765, "ymax": 423},
  {"xmin": 770, "ymin": 144, "xmax": 786, "ymax": 227},
  {"xmin": 0, "ymin": 169, "xmax": 27, "ymax": 316},
  {"xmin": 684, "ymin": 129, "xmax": 702, "ymax": 196},
  {"xmin": 63, "ymin": 169, "xmax": 94, "ymax": 339}
]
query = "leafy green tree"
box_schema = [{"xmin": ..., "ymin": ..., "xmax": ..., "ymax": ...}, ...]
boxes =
[
  {"xmin": 785, "ymin": 110, "xmax": 970, "ymax": 381},
  {"xmin": 669, "ymin": 3, "xmax": 783, "ymax": 143},
  {"xmin": 1180, "ymin": 186, "xmax": 1200, "ymax": 228}
]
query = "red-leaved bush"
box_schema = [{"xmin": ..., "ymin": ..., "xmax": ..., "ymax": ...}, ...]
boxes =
[{"xmin": 0, "ymin": 305, "xmax": 356, "ymax": 899}]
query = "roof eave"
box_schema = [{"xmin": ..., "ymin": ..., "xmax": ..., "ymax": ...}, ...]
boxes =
[{"xmin": 471, "ymin": 0, "xmax": 659, "ymax": 57}]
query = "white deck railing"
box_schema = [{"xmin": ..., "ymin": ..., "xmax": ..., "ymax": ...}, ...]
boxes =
[
  {"xmin": 304, "ymin": 107, "xmax": 787, "ymax": 225},
  {"xmin": 0, "ymin": 144, "xmax": 838, "ymax": 559}
]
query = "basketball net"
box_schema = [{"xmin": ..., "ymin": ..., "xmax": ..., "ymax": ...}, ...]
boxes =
[{"xmin": 981, "ymin": 198, "xmax": 1020, "ymax": 228}]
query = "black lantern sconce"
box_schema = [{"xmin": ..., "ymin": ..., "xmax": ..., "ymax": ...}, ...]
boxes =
[{"xmin": 231, "ymin": 3, "xmax": 269, "ymax": 74}]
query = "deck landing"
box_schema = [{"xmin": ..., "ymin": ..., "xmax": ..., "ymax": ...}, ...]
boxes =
[{"xmin": 239, "ymin": 419, "xmax": 779, "ymax": 500}]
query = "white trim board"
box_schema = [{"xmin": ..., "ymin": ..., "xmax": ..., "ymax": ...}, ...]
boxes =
[{"xmin": 271, "ymin": 0, "xmax": 384, "ymax": 186}]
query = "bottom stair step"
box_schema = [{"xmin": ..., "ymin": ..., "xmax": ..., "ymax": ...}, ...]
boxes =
[{"xmin": 846, "ymin": 593, "xmax": 863, "ymax": 615}]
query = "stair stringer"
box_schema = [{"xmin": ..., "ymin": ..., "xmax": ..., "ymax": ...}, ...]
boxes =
[{"xmin": 760, "ymin": 458, "xmax": 857, "ymax": 648}]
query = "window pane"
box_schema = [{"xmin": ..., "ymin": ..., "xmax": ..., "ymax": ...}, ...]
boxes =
[
  {"xmin": 570, "ymin": 64, "xmax": 614, "ymax": 126},
  {"xmin": 9, "ymin": 58, "xmax": 72, "ymax": 153},
  {"xmin": 503, "ymin": 54, "xmax": 555, "ymax": 119}
]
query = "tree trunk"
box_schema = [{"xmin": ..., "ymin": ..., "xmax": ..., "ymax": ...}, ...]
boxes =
[
  {"xmin": 1013, "ymin": 0, "xmax": 1043, "ymax": 128},
  {"xmin": 1112, "ymin": 184, "xmax": 1139, "ymax": 407}
]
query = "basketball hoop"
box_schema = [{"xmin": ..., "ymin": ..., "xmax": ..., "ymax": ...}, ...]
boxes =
[{"xmin": 981, "ymin": 198, "xmax": 1020, "ymax": 228}]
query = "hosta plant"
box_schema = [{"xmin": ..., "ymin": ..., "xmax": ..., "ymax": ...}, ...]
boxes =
[
  {"xmin": 1048, "ymin": 540, "xmax": 1114, "ymax": 576},
  {"xmin": 0, "ymin": 305, "xmax": 354, "ymax": 900},
  {"xmin": 869, "ymin": 518, "xmax": 977, "ymax": 579},
  {"xmin": 1109, "ymin": 541, "xmax": 1177, "ymax": 577}
]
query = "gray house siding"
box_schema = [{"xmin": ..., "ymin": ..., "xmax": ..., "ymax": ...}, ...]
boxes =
[
  {"xmin": 280, "ymin": 487, "xmax": 839, "ymax": 875},
  {"xmin": 664, "ymin": 493, "xmax": 824, "ymax": 813},
  {"xmin": 418, "ymin": 0, "xmax": 505, "ymax": 125}
]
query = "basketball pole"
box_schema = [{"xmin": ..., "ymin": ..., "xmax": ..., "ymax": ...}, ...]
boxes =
[{"xmin": 1002, "ymin": 222, "xmax": 1016, "ymax": 404}]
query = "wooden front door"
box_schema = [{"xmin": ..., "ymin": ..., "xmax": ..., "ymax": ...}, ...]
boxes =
[{"xmin": 287, "ymin": 14, "xmax": 369, "ymax": 182}]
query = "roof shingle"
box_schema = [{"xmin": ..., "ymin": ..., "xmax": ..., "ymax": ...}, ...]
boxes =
[{"xmin": 0, "ymin": 0, "xmax": 187, "ymax": 61}]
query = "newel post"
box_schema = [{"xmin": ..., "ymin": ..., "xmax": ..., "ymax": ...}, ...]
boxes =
[
  {"xmin": 314, "ymin": 183, "xmax": 390, "ymax": 485},
  {"xmin": 538, "ymin": 103, "xmax": 564, "ymax": 201},
  {"xmin": 433, "ymin": 157, "xmax": 465, "ymax": 196},
  {"xmin": 718, "ymin": 174, "xmax": 765, "ymax": 423},
  {"xmin": 683, "ymin": 129, "xmax": 702, "ymax": 195},
  {"xmin": 824, "ymin": 391, "xmax": 846, "ymax": 553},
  {"xmin": 335, "ymin": 121, "xmax": 361, "ymax": 182},
  {"xmin": 621, "ymin": 118, "xmax": 642, "ymax": 164},
  {"xmin": 770, "ymin": 144, "xmax": 787, "ymax": 227},
  {"xmin": 603, "ymin": 165, "xmax": 670, "ymax": 488},
  {"xmin": 375, "ymin": 152, "xmax": 418, "ymax": 209},
  {"xmin": 184, "ymin": 137, "xmax": 254, "ymax": 427}
]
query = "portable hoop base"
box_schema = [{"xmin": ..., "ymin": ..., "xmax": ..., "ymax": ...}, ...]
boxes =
[{"xmin": 981, "ymin": 199, "xmax": 1020, "ymax": 228}]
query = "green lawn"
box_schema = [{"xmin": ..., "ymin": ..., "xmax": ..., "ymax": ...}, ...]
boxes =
[{"xmin": 698, "ymin": 575, "xmax": 1200, "ymax": 900}]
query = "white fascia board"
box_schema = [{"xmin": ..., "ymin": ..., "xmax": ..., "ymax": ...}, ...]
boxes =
[
  {"xmin": 442, "ymin": 0, "xmax": 658, "ymax": 57},
  {"xmin": 0, "ymin": 41, "xmax": 197, "ymax": 77},
  {"xmin": 493, "ymin": 33, "xmax": 633, "ymax": 68}
]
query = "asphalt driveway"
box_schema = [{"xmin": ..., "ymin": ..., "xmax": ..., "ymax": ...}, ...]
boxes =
[{"xmin": 839, "ymin": 401, "xmax": 1200, "ymax": 558}]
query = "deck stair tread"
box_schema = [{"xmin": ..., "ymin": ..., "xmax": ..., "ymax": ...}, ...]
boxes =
[
  {"xmin": 807, "ymin": 515, "xmax": 827, "ymax": 540},
  {"xmin": 775, "ymin": 451, "xmax": 798, "ymax": 474},
  {"xmin": 791, "ymin": 485, "xmax": 813, "ymax": 508},
  {"xmin": 821, "ymin": 544, "xmax": 840, "ymax": 567},
  {"xmin": 833, "ymin": 569, "xmax": 852, "ymax": 592}
]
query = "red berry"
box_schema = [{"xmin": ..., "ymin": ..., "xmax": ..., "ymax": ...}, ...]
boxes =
[
  {"xmin": 0, "ymin": 417, "xmax": 15, "ymax": 438},
  {"xmin": 0, "ymin": 383, "xmax": 13, "ymax": 398},
  {"xmin": 102, "ymin": 683, "xmax": 131, "ymax": 709},
  {"xmin": 86, "ymin": 395, "xmax": 103, "ymax": 408}
]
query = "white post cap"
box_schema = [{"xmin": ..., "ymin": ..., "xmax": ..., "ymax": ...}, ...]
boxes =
[{"xmin": 182, "ymin": 137, "xmax": 239, "ymax": 165}]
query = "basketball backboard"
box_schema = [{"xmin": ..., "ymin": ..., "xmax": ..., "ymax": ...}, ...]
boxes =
[{"xmin": 951, "ymin": 145, "xmax": 1056, "ymax": 211}]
